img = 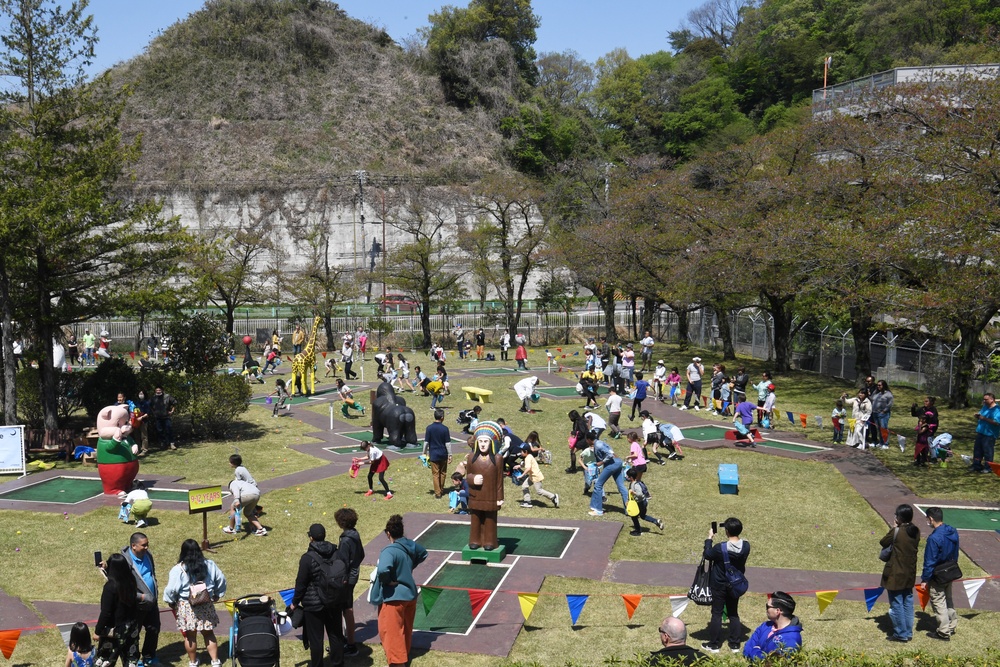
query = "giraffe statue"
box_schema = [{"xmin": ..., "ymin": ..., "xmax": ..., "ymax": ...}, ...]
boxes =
[{"xmin": 291, "ymin": 316, "xmax": 323, "ymax": 396}]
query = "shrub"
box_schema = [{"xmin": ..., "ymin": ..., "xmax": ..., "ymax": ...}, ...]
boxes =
[
  {"xmin": 165, "ymin": 313, "xmax": 230, "ymax": 376},
  {"xmin": 81, "ymin": 359, "xmax": 140, "ymax": 419},
  {"xmin": 186, "ymin": 373, "xmax": 252, "ymax": 438},
  {"xmin": 14, "ymin": 367, "xmax": 89, "ymax": 428}
]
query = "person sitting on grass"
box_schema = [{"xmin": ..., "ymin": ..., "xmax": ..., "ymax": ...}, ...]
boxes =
[
  {"xmin": 449, "ymin": 472, "xmax": 469, "ymax": 514},
  {"xmin": 456, "ymin": 405, "xmax": 483, "ymax": 434},
  {"xmin": 743, "ymin": 592, "xmax": 802, "ymax": 661}
]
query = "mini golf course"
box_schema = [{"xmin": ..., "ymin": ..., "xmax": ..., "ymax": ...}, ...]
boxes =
[
  {"xmin": 471, "ymin": 368, "xmax": 523, "ymax": 375},
  {"xmin": 249, "ymin": 386, "xmax": 338, "ymax": 406},
  {"xmin": 915, "ymin": 505, "xmax": 1000, "ymax": 531},
  {"xmin": 322, "ymin": 431, "xmax": 464, "ymax": 455},
  {"xmin": 535, "ymin": 385, "xmax": 608, "ymax": 398},
  {"xmin": 414, "ymin": 562, "xmax": 511, "ymax": 634},
  {"xmin": 0, "ymin": 476, "xmax": 197, "ymax": 504},
  {"xmin": 415, "ymin": 520, "xmax": 576, "ymax": 558},
  {"xmin": 679, "ymin": 424, "xmax": 827, "ymax": 453}
]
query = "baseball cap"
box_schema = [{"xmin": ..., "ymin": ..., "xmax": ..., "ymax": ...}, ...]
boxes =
[
  {"xmin": 692, "ymin": 356, "xmax": 701, "ymax": 362},
  {"xmin": 308, "ymin": 523, "xmax": 326, "ymax": 541},
  {"xmin": 767, "ymin": 383, "xmax": 776, "ymax": 391}
]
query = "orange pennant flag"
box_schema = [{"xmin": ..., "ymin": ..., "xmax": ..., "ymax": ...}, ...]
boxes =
[
  {"xmin": 468, "ymin": 589, "xmax": 491, "ymax": 618},
  {"xmin": 799, "ymin": 414, "xmax": 808, "ymax": 428},
  {"xmin": 0, "ymin": 629, "xmax": 20, "ymax": 659},
  {"xmin": 129, "ymin": 351, "xmax": 135, "ymax": 360},
  {"xmin": 917, "ymin": 583, "xmax": 930, "ymax": 610},
  {"xmin": 321, "ymin": 351, "xmax": 327, "ymax": 358},
  {"xmin": 286, "ymin": 356, "xmax": 293, "ymax": 362},
  {"xmin": 622, "ymin": 594, "xmax": 642, "ymax": 620}
]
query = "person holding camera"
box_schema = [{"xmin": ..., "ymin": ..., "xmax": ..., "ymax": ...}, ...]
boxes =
[{"xmin": 701, "ymin": 518, "xmax": 750, "ymax": 654}]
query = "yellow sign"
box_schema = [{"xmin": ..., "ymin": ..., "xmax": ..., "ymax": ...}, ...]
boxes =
[{"xmin": 188, "ymin": 486, "xmax": 223, "ymax": 515}]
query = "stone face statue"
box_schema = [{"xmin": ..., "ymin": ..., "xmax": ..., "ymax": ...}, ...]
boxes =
[{"xmin": 455, "ymin": 421, "xmax": 505, "ymax": 550}]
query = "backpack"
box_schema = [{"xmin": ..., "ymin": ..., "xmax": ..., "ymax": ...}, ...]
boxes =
[
  {"xmin": 721, "ymin": 545, "xmax": 749, "ymax": 597},
  {"xmin": 309, "ymin": 552, "xmax": 347, "ymax": 605}
]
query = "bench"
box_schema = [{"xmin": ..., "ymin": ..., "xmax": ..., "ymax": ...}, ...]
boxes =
[
  {"xmin": 461, "ymin": 386, "xmax": 494, "ymax": 404},
  {"xmin": 718, "ymin": 463, "xmax": 739, "ymax": 495},
  {"xmin": 25, "ymin": 428, "xmax": 82, "ymax": 459}
]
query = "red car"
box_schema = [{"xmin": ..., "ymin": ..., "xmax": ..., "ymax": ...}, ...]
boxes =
[{"xmin": 379, "ymin": 294, "xmax": 419, "ymax": 313}]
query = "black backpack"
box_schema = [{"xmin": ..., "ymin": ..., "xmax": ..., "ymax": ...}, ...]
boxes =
[{"xmin": 310, "ymin": 552, "xmax": 348, "ymax": 605}]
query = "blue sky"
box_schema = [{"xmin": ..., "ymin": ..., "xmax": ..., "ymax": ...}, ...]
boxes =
[{"xmin": 84, "ymin": 0, "xmax": 705, "ymax": 74}]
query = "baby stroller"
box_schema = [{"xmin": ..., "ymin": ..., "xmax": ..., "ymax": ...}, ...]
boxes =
[
  {"xmin": 230, "ymin": 595, "xmax": 280, "ymax": 667},
  {"xmin": 930, "ymin": 433, "xmax": 954, "ymax": 464}
]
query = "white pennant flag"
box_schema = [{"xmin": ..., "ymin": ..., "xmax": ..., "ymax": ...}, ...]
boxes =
[
  {"xmin": 670, "ymin": 596, "xmax": 689, "ymax": 618},
  {"xmin": 57, "ymin": 623, "xmax": 75, "ymax": 648},
  {"xmin": 897, "ymin": 435, "xmax": 906, "ymax": 453},
  {"xmin": 963, "ymin": 578, "xmax": 986, "ymax": 608},
  {"xmin": 815, "ymin": 416, "xmax": 822, "ymax": 428}
]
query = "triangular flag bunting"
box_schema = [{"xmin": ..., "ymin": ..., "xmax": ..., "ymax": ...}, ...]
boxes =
[
  {"xmin": 963, "ymin": 578, "xmax": 986, "ymax": 608},
  {"xmin": 815, "ymin": 416, "xmax": 823, "ymax": 428},
  {"xmin": 278, "ymin": 588, "xmax": 294, "ymax": 607},
  {"xmin": 567, "ymin": 594, "xmax": 589, "ymax": 625},
  {"xmin": 669, "ymin": 596, "xmax": 689, "ymax": 618},
  {"xmin": 128, "ymin": 351, "xmax": 135, "ymax": 359},
  {"xmin": 863, "ymin": 587, "xmax": 884, "ymax": 612},
  {"xmin": 799, "ymin": 413, "xmax": 808, "ymax": 428},
  {"xmin": 518, "ymin": 593, "xmax": 539, "ymax": 621},
  {"xmin": 847, "ymin": 418, "xmax": 856, "ymax": 430},
  {"xmin": 989, "ymin": 461, "xmax": 1000, "ymax": 477},
  {"xmin": 622, "ymin": 594, "xmax": 642, "ymax": 620},
  {"xmin": 702, "ymin": 396, "xmax": 709, "ymax": 407},
  {"xmin": 897, "ymin": 435, "xmax": 906, "ymax": 452},
  {"xmin": 468, "ymin": 589, "xmax": 491, "ymax": 618},
  {"xmin": 421, "ymin": 586, "xmax": 443, "ymax": 616},
  {"xmin": 57, "ymin": 622, "xmax": 75, "ymax": 648},
  {"xmin": 722, "ymin": 401, "xmax": 730, "ymax": 414},
  {"xmin": 0, "ymin": 629, "xmax": 20, "ymax": 660},
  {"xmin": 917, "ymin": 584, "xmax": 930, "ymax": 610},
  {"xmin": 321, "ymin": 351, "xmax": 327, "ymax": 358},
  {"xmin": 786, "ymin": 411, "xmax": 795, "ymax": 424},
  {"xmin": 816, "ymin": 590, "xmax": 838, "ymax": 615},
  {"xmin": 225, "ymin": 599, "xmax": 236, "ymax": 615}
]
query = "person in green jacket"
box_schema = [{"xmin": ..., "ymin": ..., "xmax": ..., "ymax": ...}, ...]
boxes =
[{"xmin": 371, "ymin": 515, "xmax": 428, "ymax": 667}]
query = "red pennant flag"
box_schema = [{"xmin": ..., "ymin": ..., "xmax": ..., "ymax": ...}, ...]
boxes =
[
  {"xmin": 468, "ymin": 589, "xmax": 491, "ymax": 617},
  {"xmin": 556, "ymin": 348, "xmax": 562, "ymax": 352},
  {"xmin": 917, "ymin": 584, "xmax": 930, "ymax": 610},
  {"xmin": 702, "ymin": 396, "xmax": 708, "ymax": 407},
  {"xmin": 128, "ymin": 351, "xmax": 135, "ymax": 359},
  {"xmin": 799, "ymin": 413, "xmax": 808, "ymax": 427},
  {"xmin": 321, "ymin": 351, "xmax": 327, "ymax": 358},
  {"xmin": 622, "ymin": 594, "xmax": 642, "ymax": 620},
  {"xmin": 286, "ymin": 356, "xmax": 293, "ymax": 362},
  {"xmin": 0, "ymin": 629, "xmax": 20, "ymax": 659}
]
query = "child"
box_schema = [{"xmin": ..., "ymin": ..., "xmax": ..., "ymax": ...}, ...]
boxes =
[
  {"xmin": 412, "ymin": 365, "xmax": 430, "ymax": 394},
  {"xmin": 269, "ymin": 378, "xmax": 290, "ymax": 417},
  {"xmin": 625, "ymin": 467, "xmax": 664, "ymax": 536},
  {"xmin": 514, "ymin": 341, "xmax": 528, "ymax": 370},
  {"xmin": 456, "ymin": 405, "xmax": 483, "ymax": 434},
  {"xmin": 337, "ymin": 379, "xmax": 365, "ymax": 418},
  {"xmin": 524, "ymin": 430, "xmax": 550, "ymax": 463},
  {"xmin": 832, "ymin": 400, "xmax": 846, "ymax": 443},
  {"xmin": 630, "ymin": 371, "xmax": 650, "ymax": 420},
  {"xmin": 930, "ymin": 433, "xmax": 953, "ymax": 463},
  {"xmin": 229, "ymin": 454, "xmax": 263, "ymax": 518},
  {"xmin": 262, "ymin": 347, "xmax": 279, "ymax": 374},
  {"xmin": 242, "ymin": 364, "xmax": 265, "ymax": 384},
  {"xmin": 514, "ymin": 446, "xmax": 559, "ymax": 509},
  {"xmin": 225, "ymin": 476, "xmax": 267, "ymax": 536},
  {"xmin": 666, "ymin": 367, "xmax": 682, "ymax": 406},
  {"xmin": 449, "ymin": 472, "xmax": 469, "ymax": 514},
  {"xmin": 720, "ymin": 378, "xmax": 733, "ymax": 416},
  {"xmin": 576, "ymin": 439, "xmax": 597, "ymax": 496},
  {"xmin": 655, "ymin": 420, "xmax": 686, "ymax": 460},
  {"xmin": 624, "ymin": 427, "xmax": 648, "ymax": 481},
  {"xmin": 604, "ymin": 387, "xmax": 623, "ymax": 439},
  {"xmin": 913, "ymin": 411, "xmax": 936, "ymax": 467},
  {"xmin": 640, "ymin": 413, "xmax": 662, "ymax": 464},
  {"xmin": 761, "ymin": 383, "xmax": 776, "ymax": 428},
  {"xmin": 396, "ymin": 354, "xmax": 411, "ymax": 390},
  {"xmin": 65, "ymin": 621, "xmax": 94, "ymax": 667},
  {"xmin": 323, "ymin": 356, "xmax": 339, "ymax": 378},
  {"xmin": 354, "ymin": 440, "xmax": 392, "ymax": 499},
  {"xmin": 123, "ymin": 481, "xmax": 152, "ymax": 528},
  {"xmin": 652, "ymin": 360, "xmax": 667, "ymax": 401}
]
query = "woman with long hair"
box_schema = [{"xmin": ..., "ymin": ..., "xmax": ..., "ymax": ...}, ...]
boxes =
[
  {"xmin": 163, "ymin": 539, "xmax": 228, "ymax": 667},
  {"xmin": 95, "ymin": 554, "xmax": 140, "ymax": 667}
]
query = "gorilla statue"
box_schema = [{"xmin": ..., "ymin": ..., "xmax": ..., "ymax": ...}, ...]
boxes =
[{"xmin": 371, "ymin": 382, "xmax": 418, "ymax": 448}]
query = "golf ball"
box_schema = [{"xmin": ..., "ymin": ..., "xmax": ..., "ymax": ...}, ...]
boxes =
[{"xmin": 827, "ymin": 544, "xmax": 832, "ymax": 548}]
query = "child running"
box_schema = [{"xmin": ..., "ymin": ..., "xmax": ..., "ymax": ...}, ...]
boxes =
[
  {"xmin": 514, "ymin": 446, "xmax": 559, "ymax": 509},
  {"xmin": 336, "ymin": 379, "xmax": 365, "ymax": 418},
  {"xmin": 354, "ymin": 440, "xmax": 392, "ymax": 499},
  {"xmin": 626, "ymin": 467, "xmax": 664, "ymax": 536},
  {"xmin": 269, "ymin": 378, "xmax": 290, "ymax": 417},
  {"xmin": 64, "ymin": 621, "xmax": 94, "ymax": 667},
  {"xmin": 666, "ymin": 367, "xmax": 682, "ymax": 406}
]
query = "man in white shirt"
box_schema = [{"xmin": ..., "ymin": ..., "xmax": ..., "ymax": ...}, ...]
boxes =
[
  {"xmin": 653, "ymin": 360, "xmax": 668, "ymax": 401},
  {"xmin": 680, "ymin": 357, "xmax": 704, "ymax": 411},
  {"xmin": 604, "ymin": 387, "xmax": 623, "ymax": 438},
  {"xmin": 640, "ymin": 330, "xmax": 655, "ymax": 372}
]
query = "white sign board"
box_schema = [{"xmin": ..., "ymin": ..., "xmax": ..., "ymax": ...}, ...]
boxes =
[{"xmin": 0, "ymin": 426, "xmax": 26, "ymax": 476}]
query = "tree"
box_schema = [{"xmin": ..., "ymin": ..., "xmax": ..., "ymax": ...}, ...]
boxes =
[
  {"xmin": 0, "ymin": 0, "xmax": 188, "ymax": 429},
  {"xmin": 165, "ymin": 313, "xmax": 229, "ymax": 376},
  {"xmin": 378, "ymin": 187, "xmax": 468, "ymax": 348},
  {"xmin": 685, "ymin": 0, "xmax": 757, "ymax": 49}
]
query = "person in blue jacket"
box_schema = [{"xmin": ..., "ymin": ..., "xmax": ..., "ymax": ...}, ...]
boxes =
[
  {"xmin": 371, "ymin": 514, "xmax": 428, "ymax": 667},
  {"xmin": 744, "ymin": 591, "xmax": 803, "ymax": 661},
  {"xmin": 921, "ymin": 506, "xmax": 960, "ymax": 639}
]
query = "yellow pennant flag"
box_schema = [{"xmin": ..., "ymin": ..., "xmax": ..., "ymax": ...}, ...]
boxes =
[
  {"xmin": 225, "ymin": 599, "xmax": 236, "ymax": 615},
  {"xmin": 847, "ymin": 418, "xmax": 856, "ymax": 430},
  {"xmin": 622, "ymin": 594, "xmax": 642, "ymax": 620},
  {"xmin": 816, "ymin": 590, "xmax": 839, "ymax": 615},
  {"xmin": 518, "ymin": 593, "xmax": 539, "ymax": 621}
]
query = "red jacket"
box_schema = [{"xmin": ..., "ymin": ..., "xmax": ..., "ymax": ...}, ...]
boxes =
[{"xmin": 515, "ymin": 345, "xmax": 527, "ymax": 361}]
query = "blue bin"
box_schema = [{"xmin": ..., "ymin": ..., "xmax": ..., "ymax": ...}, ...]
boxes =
[{"xmin": 718, "ymin": 463, "xmax": 739, "ymax": 495}]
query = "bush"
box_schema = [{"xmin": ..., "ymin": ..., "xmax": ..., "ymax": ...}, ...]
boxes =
[
  {"xmin": 165, "ymin": 313, "xmax": 230, "ymax": 375},
  {"xmin": 14, "ymin": 367, "xmax": 89, "ymax": 428},
  {"xmin": 187, "ymin": 373, "xmax": 252, "ymax": 438},
  {"xmin": 80, "ymin": 359, "xmax": 140, "ymax": 420}
]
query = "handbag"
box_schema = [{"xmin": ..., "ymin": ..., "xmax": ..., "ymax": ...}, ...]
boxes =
[
  {"xmin": 189, "ymin": 581, "xmax": 211, "ymax": 606},
  {"xmin": 687, "ymin": 557, "xmax": 713, "ymax": 606},
  {"xmin": 290, "ymin": 606, "xmax": 305, "ymax": 629},
  {"xmin": 626, "ymin": 498, "xmax": 640, "ymax": 517},
  {"xmin": 932, "ymin": 559, "xmax": 963, "ymax": 584},
  {"xmin": 879, "ymin": 527, "xmax": 899, "ymax": 563}
]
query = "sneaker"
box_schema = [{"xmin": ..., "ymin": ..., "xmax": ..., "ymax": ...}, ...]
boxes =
[
  {"xmin": 701, "ymin": 643, "xmax": 721, "ymax": 654},
  {"xmin": 222, "ymin": 526, "xmax": 236, "ymax": 534},
  {"xmin": 678, "ymin": 406, "xmax": 688, "ymax": 411},
  {"xmin": 520, "ymin": 501, "xmax": 533, "ymax": 508},
  {"xmin": 694, "ymin": 405, "xmax": 701, "ymax": 411},
  {"xmin": 929, "ymin": 631, "xmax": 950, "ymax": 641},
  {"xmin": 553, "ymin": 494, "xmax": 560, "ymax": 508},
  {"xmin": 135, "ymin": 519, "xmax": 147, "ymax": 528},
  {"xmin": 343, "ymin": 644, "xmax": 359, "ymax": 657},
  {"xmin": 729, "ymin": 643, "xmax": 741, "ymax": 653},
  {"xmin": 211, "ymin": 661, "xmax": 222, "ymax": 667},
  {"xmin": 255, "ymin": 528, "xmax": 268, "ymax": 536},
  {"xmin": 364, "ymin": 490, "xmax": 374, "ymax": 497},
  {"xmin": 189, "ymin": 662, "xmax": 199, "ymax": 667},
  {"xmin": 629, "ymin": 530, "xmax": 641, "ymax": 536},
  {"xmin": 168, "ymin": 443, "xmax": 177, "ymax": 450},
  {"xmin": 588, "ymin": 509, "xmax": 604, "ymax": 516},
  {"xmin": 656, "ymin": 519, "xmax": 665, "ymax": 530},
  {"xmin": 879, "ymin": 444, "xmax": 889, "ymax": 450},
  {"xmin": 385, "ymin": 492, "xmax": 393, "ymax": 500},
  {"xmin": 667, "ymin": 452, "xmax": 678, "ymax": 460}
]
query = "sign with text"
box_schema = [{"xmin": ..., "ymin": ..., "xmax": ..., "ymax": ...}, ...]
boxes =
[{"xmin": 188, "ymin": 486, "xmax": 223, "ymax": 515}]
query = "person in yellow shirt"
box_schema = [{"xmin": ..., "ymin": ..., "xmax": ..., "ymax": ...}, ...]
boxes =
[
  {"xmin": 513, "ymin": 447, "xmax": 559, "ymax": 509},
  {"xmin": 291, "ymin": 324, "xmax": 306, "ymax": 355}
]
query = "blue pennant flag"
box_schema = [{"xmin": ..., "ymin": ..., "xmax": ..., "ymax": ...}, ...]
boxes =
[
  {"xmin": 566, "ymin": 594, "xmax": 589, "ymax": 625},
  {"xmin": 278, "ymin": 588, "xmax": 294, "ymax": 607},
  {"xmin": 864, "ymin": 587, "xmax": 884, "ymax": 612}
]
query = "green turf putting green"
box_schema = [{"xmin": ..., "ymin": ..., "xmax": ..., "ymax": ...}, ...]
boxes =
[
  {"xmin": 415, "ymin": 562, "xmax": 510, "ymax": 634},
  {"xmin": 471, "ymin": 368, "xmax": 522, "ymax": 375},
  {"xmin": 915, "ymin": 505, "xmax": 1000, "ymax": 531},
  {"xmin": 755, "ymin": 438, "xmax": 828, "ymax": 453},
  {"xmin": 678, "ymin": 424, "xmax": 732, "ymax": 441},
  {"xmin": 0, "ymin": 477, "xmax": 199, "ymax": 504},
  {"xmin": 250, "ymin": 387, "xmax": 337, "ymax": 406},
  {"xmin": 414, "ymin": 520, "xmax": 575, "ymax": 558},
  {"xmin": 535, "ymin": 385, "xmax": 608, "ymax": 398}
]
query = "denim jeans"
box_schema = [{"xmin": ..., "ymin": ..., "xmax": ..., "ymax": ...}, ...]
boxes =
[
  {"xmin": 590, "ymin": 457, "xmax": 628, "ymax": 513},
  {"xmin": 887, "ymin": 588, "xmax": 914, "ymax": 639},
  {"xmin": 972, "ymin": 433, "xmax": 996, "ymax": 470}
]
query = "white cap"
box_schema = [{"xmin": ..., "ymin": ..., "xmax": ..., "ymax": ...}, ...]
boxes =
[
  {"xmin": 658, "ymin": 360, "xmax": 665, "ymax": 365},
  {"xmin": 692, "ymin": 356, "xmax": 701, "ymax": 362}
]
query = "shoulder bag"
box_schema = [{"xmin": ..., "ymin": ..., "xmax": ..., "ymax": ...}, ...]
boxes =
[
  {"xmin": 687, "ymin": 557, "xmax": 713, "ymax": 606},
  {"xmin": 932, "ymin": 560, "xmax": 962, "ymax": 585},
  {"xmin": 722, "ymin": 545, "xmax": 749, "ymax": 597},
  {"xmin": 879, "ymin": 527, "xmax": 899, "ymax": 563}
]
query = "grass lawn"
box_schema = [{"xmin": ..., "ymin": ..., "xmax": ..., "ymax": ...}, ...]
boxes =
[{"xmin": 1, "ymin": 346, "xmax": 997, "ymax": 666}]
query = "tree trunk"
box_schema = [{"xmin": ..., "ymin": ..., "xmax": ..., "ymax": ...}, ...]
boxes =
[
  {"xmin": 950, "ymin": 330, "xmax": 976, "ymax": 409},
  {"xmin": 224, "ymin": 308, "xmax": 236, "ymax": 337},
  {"xmin": 599, "ymin": 291, "xmax": 617, "ymax": 342},
  {"xmin": 419, "ymin": 305, "xmax": 432, "ymax": 349},
  {"xmin": 35, "ymin": 248, "xmax": 59, "ymax": 430},
  {"xmin": 323, "ymin": 312, "xmax": 335, "ymax": 352},
  {"xmin": 641, "ymin": 296, "xmax": 659, "ymax": 338},
  {"xmin": 676, "ymin": 310, "xmax": 689, "ymax": 351},
  {"xmin": 766, "ymin": 300, "xmax": 793, "ymax": 372},
  {"xmin": 715, "ymin": 307, "xmax": 736, "ymax": 360},
  {"xmin": 630, "ymin": 294, "xmax": 638, "ymax": 339},
  {"xmin": 0, "ymin": 257, "xmax": 16, "ymax": 425},
  {"xmin": 849, "ymin": 305, "xmax": 873, "ymax": 384},
  {"xmin": 134, "ymin": 311, "xmax": 146, "ymax": 354}
]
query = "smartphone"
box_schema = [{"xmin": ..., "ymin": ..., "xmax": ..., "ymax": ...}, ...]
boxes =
[
  {"xmin": 94, "ymin": 551, "xmax": 102, "ymax": 567},
  {"xmin": 711, "ymin": 521, "xmax": 718, "ymax": 534}
]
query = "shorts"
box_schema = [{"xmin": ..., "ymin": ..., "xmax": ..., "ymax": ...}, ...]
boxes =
[
  {"xmin": 641, "ymin": 350, "xmax": 652, "ymax": 360},
  {"xmin": 235, "ymin": 493, "xmax": 259, "ymax": 520}
]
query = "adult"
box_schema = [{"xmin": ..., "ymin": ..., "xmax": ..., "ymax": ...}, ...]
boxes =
[
  {"xmin": 163, "ymin": 539, "xmax": 227, "ymax": 667},
  {"xmin": 224, "ymin": 478, "xmax": 267, "ymax": 536},
  {"xmin": 270, "ymin": 329, "xmax": 282, "ymax": 354},
  {"xmin": 454, "ymin": 325, "xmax": 466, "ymax": 359},
  {"xmin": 96, "ymin": 553, "xmax": 141, "ymax": 667},
  {"xmin": 971, "ymin": 392, "xmax": 1000, "ymax": 473},
  {"xmin": 133, "ymin": 389, "xmax": 151, "ymax": 456},
  {"xmin": 66, "ymin": 331, "xmax": 79, "ymax": 367},
  {"xmin": 639, "ymin": 330, "xmax": 655, "ymax": 372},
  {"xmin": 356, "ymin": 325, "xmax": 368, "ymax": 360},
  {"xmin": 513, "ymin": 375, "xmax": 539, "ymax": 413},
  {"xmin": 290, "ymin": 524, "xmax": 344, "ymax": 667},
  {"xmin": 709, "ymin": 364, "xmax": 726, "ymax": 414},
  {"xmin": 599, "ymin": 336, "xmax": 611, "ymax": 380},
  {"xmin": 621, "ymin": 343, "xmax": 636, "ymax": 388},
  {"xmin": 650, "ymin": 617, "xmax": 702, "ymax": 666},
  {"xmin": 499, "ymin": 329, "xmax": 511, "ymax": 361},
  {"xmin": 743, "ymin": 592, "xmax": 802, "ymax": 660},
  {"xmin": 341, "ymin": 338, "xmax": 357, "ymax": 380},
  {"xmin": 911, "ymin": 396, "xmax": 939, "ymax": 436},
  {"xmin": 423, "ymin": 408, "xmax": 453, "ymax": 499},
  {"xmin": 566, "ymin": 410, "xmax": 590, "ymax": 474},
  {"xmin": 475, "ymin": 328, "xmax": 486, "ymax": 360},
  {"xmin": 98, "ymin": 330, "xmax": 112, "ymax": 361},
  {"xmin": 921, "ymin": 507, "xmax": 960, "ymax": 640},
  {"xmin": 586, "ymin": 431, "xmax": 629, "ymax": 517},
  {"xmin": 680, "ymin": 357, "xmax": 704, "ymax": 411},
  {"xmin": 842, "ymin": 388, "xmax": 872, "ymax": 450},
  {"xmin": 291, "ymin": 324, "xmax": 306, "ymax": 355},
  {"xmin": 335, "ymin": 508, "xmax": 365, "ymax": 657},
  {"xmin": 371, "ymin": 515, "xmax": 427, "ymax": 667},
  {"xmin": 701, "ymin": 518, "xmax": 750, "ymax": 654},
  {"xmin": 150, "ymin": 386, "xmax": 177, "ymax": 451},
  {"xmin": 881, "ymin": 504, "xmax": 920, "ymax": 643},
  {"xmin": 732, "ymin": 366, "xmax": 749, "ymax": 405},
  {"xmin": 454, "ymin": 422, "xmax": 505, "ymax": 550},
  {"xmin": 121, "ymin": 532, "xmax": 160, "ymax": 666},
  {"xmin": 871, "ymin": 380, "xmax": 895, "ymax": 449},
  {"xmin": 83, "ymin": 328, "xmax": 96, "ymax": 365},
  {"xmin": 584, "ymin": 411, "xmax": 607, "ymax": 440}
]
